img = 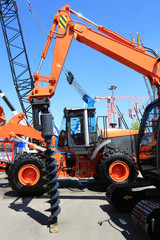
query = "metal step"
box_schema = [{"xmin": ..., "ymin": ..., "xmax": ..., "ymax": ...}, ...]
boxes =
[{"xmin": 77, "ymin": 154, "xmax": 89, "ymax": 176}]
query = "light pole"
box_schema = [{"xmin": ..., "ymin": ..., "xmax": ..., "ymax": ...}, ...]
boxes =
[
  {"xmin": 108, "ymin": 85, "xmax": 117, "ymax": 99},
  {"xmin": 108, "ymin": 85, "xmax": 117, "ymax": 125}
]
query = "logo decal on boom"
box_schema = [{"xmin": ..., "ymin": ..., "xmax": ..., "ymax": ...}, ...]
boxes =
[{"xmin": 59, "ymin": 15, "xmax": 67, "ymax": 29}]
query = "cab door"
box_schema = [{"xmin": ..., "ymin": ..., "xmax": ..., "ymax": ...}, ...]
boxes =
[{"xmin": 137, "ymin": 99, "xmax": 160, "ymax": 186}]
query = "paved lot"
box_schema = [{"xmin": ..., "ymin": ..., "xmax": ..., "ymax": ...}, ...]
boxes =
[{"xmin": 0, "ymin": 174, "xmax": 149, "ymax": 240}]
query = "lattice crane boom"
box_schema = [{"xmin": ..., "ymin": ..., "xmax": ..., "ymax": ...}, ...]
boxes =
[{"xmin": 0, "ymin": 0, "xmax": 34, "ymax": 122}]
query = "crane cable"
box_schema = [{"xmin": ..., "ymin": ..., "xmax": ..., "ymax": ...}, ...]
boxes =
[
  {"xmin": 24, "ymin": 0, "xmax": 69, "ymax": 76},
  {"xmin": 24, "ymin": 0, "xmax": 48, "ymax": 42}
]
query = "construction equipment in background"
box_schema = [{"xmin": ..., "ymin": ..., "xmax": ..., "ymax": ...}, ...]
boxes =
[
  {"xmin": 66, "ymin": 71, "xmax": 132, "ymax": 129},
  {"xmin": 4, "ymin": 88, "xmax": 63, "ymax": 194},
  {"xmin": 114, "ymin": 101, "xmax": 129, "ymax": 129},
  {"xmin": 144, "ymin": 76, "xmax": 153, "ymax": 102},
  {"xmin": 0, "ymin": 0, "xmax": 60, "ymax": 198},
  {"xmin": 0, "ymin": 88, "xmax": 21, "ymax": 172},
  {"xmin": 26, "ymin": 4, "xmax": 160, "ymax": 234},
  {"xmin": 94, "ymin": 96, "xmax": 148, "ymax": 129},
  {"xmin": 144, "ymin": 74, "xmax": 157, "ymax": 102},
  {"xmin": 95, "ymin": 95, "xmax": 149, "ymax": 128},
  {"xmin": 0, "ymin": 0, "xmax": 49, "ymax": 196},
  {"xmin": 0, "ymin": 0, "xmax": 34, "ymax": 122},
  {"xmin": 95, "ymin": 95, "xmax": 128, "ymax": 128},
  {"xmin": 0, "ymin": 104, "xmax": 48, "ymax": 195},
  {"xmin": 66, "ymin": 71, "xmax": 96, "ymax": 108},
  {"xmin": 0, "ymin": 88, "xmax": 61, "ymax": 195}
]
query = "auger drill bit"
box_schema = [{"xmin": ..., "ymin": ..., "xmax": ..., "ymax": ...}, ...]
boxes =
[
  {"xmin": 31, "ymin": 98, "xmax": 61, "ymax": 232},
  {"xmin": 45, "ymin": 146, "xmax": 61, "ymax": 233},
  {"xmin": 41, "ymin": 118, "xmax": 61, "ymax": 232}
]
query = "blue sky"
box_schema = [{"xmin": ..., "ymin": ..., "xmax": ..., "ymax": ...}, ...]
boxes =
[{"xmin": 0, "ymin": 0, "xmax": 159, "ymax": 128}]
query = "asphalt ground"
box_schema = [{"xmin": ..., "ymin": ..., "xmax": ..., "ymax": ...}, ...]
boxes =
[{"xmin": 0, "ymin": 173, "xmax": 149, "ymax": 240}]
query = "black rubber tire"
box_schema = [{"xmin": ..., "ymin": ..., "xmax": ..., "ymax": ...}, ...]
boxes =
[
  {"xmin": 5, "ymin": 163, "xmax": 11, "ymax": 175},
  {"xmin": 7, "ymin": 153, "xmax": 47, "ymax": 196},
  {"xmin": 96, "ymin": 150, "xmax": 138, "ymax": 189}
]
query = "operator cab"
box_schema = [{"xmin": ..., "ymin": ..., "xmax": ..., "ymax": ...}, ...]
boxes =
[
  {"xmin": 137, "ymin": 98, "xmax": 160, "ymax": 186},
  {"xmin": 57, "ymin": 107, "xmax": 107, "ymax": 154}
]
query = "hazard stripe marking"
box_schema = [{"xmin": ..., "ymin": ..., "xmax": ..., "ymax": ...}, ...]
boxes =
[{"xmin": 59, "ymin": 15, "xmax": 67, "ymax": 29}]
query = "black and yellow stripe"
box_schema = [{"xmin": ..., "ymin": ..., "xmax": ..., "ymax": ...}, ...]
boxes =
[{"xmin": 58, "ymin": 15, "xmax": 67, "ymax": 29}]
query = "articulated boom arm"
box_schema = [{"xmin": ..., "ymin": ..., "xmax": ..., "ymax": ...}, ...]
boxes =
[
  {"xmin": 0, "ymin": 111, "xmax": 44, "ymax": 143},
  {"xmin": 28, "ymin": 5, "xmax": 73, "ymax": 101},
  {"xmin": 28, "ymin": 4, "xmax": 160, "ymax": 101}
]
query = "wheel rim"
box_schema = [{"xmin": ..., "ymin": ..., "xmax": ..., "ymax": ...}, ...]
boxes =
[
  {"xmin": 18, "ymin": 164, "xmax": 40, "ymax": 186},
  {"xmin": 109, "ymin": 160, "xmax": 130, "ymax": 182}
]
